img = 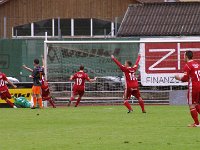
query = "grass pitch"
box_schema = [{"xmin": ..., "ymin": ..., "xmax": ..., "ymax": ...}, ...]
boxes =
[{"xmin": 0, "ymin": 105, "xmax": 199, "ymax": 150}]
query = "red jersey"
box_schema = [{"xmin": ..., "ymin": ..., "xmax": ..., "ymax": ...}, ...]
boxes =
[
  {"xmin": 0, "ymin": 72, "xmax": 8, "ymax": 91},
  {"xmin": 112, "ymin": 56, "xmax": 141, "ymax": 89},
  {"xmin": 181, "ymin": 60, "xmax": 200, "ymax": 89},
  {"xmin": 72, "ymin": 71, "xmax": 90, "ymax": 88},
  {"xmin": 41, "ymin": 78, "xmax": 48, "ymax": 90}
]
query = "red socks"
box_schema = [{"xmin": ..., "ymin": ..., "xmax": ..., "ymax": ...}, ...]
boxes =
[
  {"xmin": 75, "ymin": 97, "xmax": 81, "ymax": 107},
  {"xmin": 70, "ymin": 97, "xmax": 75, "ymax": 101},
  {"xmin": 123, "ymin": 98, "xmax": 145, "ymax": 112},
  {"xmin": 190, "ymin": 108, "xmax": 199, "ymax": 125},
  {"xmin": 48, "ymin": 99, "xmax": 56, "ymax": 108},
  {"xmin": 5, "ymin": 100, "xmax": 14, "ymax": 108},
  {"xmin": 69, "ymin": 97, "xmax": 81, "ymax": 107},
  {"xmin": 43, "ymin": 96, "xmax": 56, "ymax": 108},
  {"xmin": 195, "ymin": 104, "xmax": 200, "ymax": 114},
  {"xmin": 138, "ymin": 97, "xmax": 145, "ymax": 112},
  {"xmin": 124, "ymin": 100, "xmax": 132, "ymax": 111}
]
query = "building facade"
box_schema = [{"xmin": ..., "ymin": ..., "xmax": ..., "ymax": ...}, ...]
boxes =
[{"xmin": 0, "ymin": 0, "xmax": 137, "ymax": 38}]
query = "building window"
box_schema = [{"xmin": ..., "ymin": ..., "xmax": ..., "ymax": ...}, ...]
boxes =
[
  {"xmin": 55, "ymin": 19, "xmax": 71, "ymax": 36},
  {"xmin": 34, "ymin": 19, "xmax": 52, "ymax": 36},
  {"xmin": 93, "ymin": 19, "xmax": 111, "ymax": 36},
  {"xmin": 13, "ymin": 23, "xmax": 31, "ymax": 36},
  {"xmin": 13, "ymin": 18, "xmax": 115, "ymax": 37},
  {"xmin": 74, "ymin": 19, "xmax": 90, "ymax": 36}
]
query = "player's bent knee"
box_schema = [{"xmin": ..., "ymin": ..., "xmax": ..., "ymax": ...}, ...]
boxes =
[
  {"xmin": 189, "ymin": 104, "xmax": 196, "ymax": 109},
  {"xmin": 124, "ymin": 100, "xmax": 128, "ymax": 103},
  {"xmin": 36, "ymin": 94, "xmax": 42, "ymax": 98},
  {"xmin": 32, "ymin": 95, "xmax": 36, "ymax": 98}
]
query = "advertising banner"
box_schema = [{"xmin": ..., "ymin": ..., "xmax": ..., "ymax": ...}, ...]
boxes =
[
  {"xmin": 0, "ymin": 88, "xmax": 32, "ymax": 103},
  {"xmin": 140, "ymin": 37, "xmax": 200, "ymax": 86}
]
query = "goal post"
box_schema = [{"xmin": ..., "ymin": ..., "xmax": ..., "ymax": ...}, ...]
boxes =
[
  {"xmin": 43, "ymin": 35, "xmax": 200, "ymax": 105},
  {"xmin": 44, "ymin": 38, "xmax": 141, "ymax": 105}
]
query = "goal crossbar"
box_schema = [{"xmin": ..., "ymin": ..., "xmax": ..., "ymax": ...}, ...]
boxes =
[{"xmin": 44, "ymin": 38, "xmax": 200, "ymax": 44}]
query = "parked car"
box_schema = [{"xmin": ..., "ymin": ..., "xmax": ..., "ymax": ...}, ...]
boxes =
[
  {"xmin": 86, "ymin": 76, "xmax": 124, "ymax": 91},
  {"xmin": 7, "ymin": 77, "xmax": 20, "ymax": 83}
]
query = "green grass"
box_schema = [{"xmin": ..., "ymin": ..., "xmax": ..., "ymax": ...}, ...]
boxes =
[{"xmin": 0, "ymin": 105, "xmax": 199, "ymax": 150}]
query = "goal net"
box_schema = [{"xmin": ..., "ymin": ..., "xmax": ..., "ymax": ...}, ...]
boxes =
[{"xmin": 44, "ymin": 37, "xmax": 200, "ymax": 106}]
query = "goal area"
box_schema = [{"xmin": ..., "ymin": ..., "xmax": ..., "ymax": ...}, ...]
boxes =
[{"xmin": 44, "ymin": 37, "xmax": 200, "ymax": 106}]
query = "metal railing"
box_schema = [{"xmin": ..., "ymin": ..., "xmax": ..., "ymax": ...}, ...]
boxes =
[
  {"xmin": 47, "ymin": 81, "xmax": 187, "ymax": 105},
  {"xmin": 10, "ymin": 82, "xmax": 187, "ymax": 105}
]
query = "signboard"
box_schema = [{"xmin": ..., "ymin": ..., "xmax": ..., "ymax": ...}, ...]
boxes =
[
  {"xmin": 0, "ymin": 88, "xmax": 32, "ymax": 103},
  {"xmin": 140, "ymin": 37, "xmax": 200, "ymax": 86}
]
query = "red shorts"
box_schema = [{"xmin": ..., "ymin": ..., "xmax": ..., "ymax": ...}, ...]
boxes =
[
  {"xmin": 73, "ymin": 86, "xmax": 84, "ymax": 97},
  {"xmin": 0, "ymin": 90, "xmax": 11, "ymax": 100},
  {"xmin": 187, "ymin": 86, "xmax": 200, "ymax": 105},
  {"xmin": 42, "ymin": 88, "xmax": 50, "ymax": 98},
  {"xmin": 124, "ymin": 88, "xmax": 141, "ymax": 100}
]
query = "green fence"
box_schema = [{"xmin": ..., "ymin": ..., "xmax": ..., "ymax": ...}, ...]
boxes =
[{"xmin": 0, "ymin": 39, "xmax": 44, "ymax": 82}]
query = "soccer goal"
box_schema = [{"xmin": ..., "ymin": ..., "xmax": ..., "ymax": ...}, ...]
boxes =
[{"xmin": 44, "ymin": 35, "xmax": 200, "ymax": 106}]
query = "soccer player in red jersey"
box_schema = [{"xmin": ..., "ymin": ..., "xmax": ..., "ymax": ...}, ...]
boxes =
[
  {"xmin": 175, "ymin": 51, "xmax": 200, "ymax": 127},
  {"xmin": 68, "ymin": 65, "xmax": 96, "ymax": 107},
  {"xmin": 40, "ymin": 56, "xmax": 56, "ymax": 108},
  {"xmin": 41, "ymin": 78, "xmax": 56, "ymax": 108},
  {"xmin": 0, "ymin": 72, "xmax": 17, "ymax": 108},
  {"xmin": 111, "ymin": 54, "xmax": 146, "ymax": 113}
]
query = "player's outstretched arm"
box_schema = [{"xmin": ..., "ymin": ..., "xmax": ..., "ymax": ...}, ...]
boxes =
[
  {"xmin": 111, "ymin": 55, "xmax": 125, "ymax": 71},
  {"xmin": 175, "ymin": 75, "xmax": 182, "ymax": 81},
  {"xmin": 175, "ymin": 65, "xmax": 190, "ymax": 82},
  {"xmin": 133, "ymin": 54, "xmax": 141, "ymax": 69},
  {"xmin": 175, "ymin": 73, "xmax": 189, "ymax": 82},
  {"xmin": 29, "ymin": 75, "xmax": 33, "ymax": 79},
  {"xmin": 69, "ymin": 75, "xmax": 74, "ymax": 81},
  {"xmin": 7, "ymin": 79, "xmax": 17, "ymax": 88},
  {"xmin": 22, "ymin": 65, "xmax": 33, "ymax": 72},
  {"xmin": 41, "ymin": 55, "xmax": 45, "ymax": 68},
  {"xmin": 88, "ymin": 77, "xmax": 97, "ymax": 82}
]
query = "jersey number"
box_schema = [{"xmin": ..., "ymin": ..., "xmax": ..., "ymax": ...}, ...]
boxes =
[
  {"xmin": 129, "ymin": 73, "xmax": 136, "ymax": 81},
  {"xmin": 76, "ymin": 78, "xmax": 82, "ymax": 85},
  {"xmin": 195, "ymin": 70, "xmax": 200, "ymax": 81},
  {"xmin": 0, "ymin": 79, "xmax": 5, "ymax": 87}
]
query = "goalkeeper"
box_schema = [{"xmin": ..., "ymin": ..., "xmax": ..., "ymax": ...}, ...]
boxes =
[{"xmin": 13, "ymin": 96, "xmax": 31, "ymax": 108}]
